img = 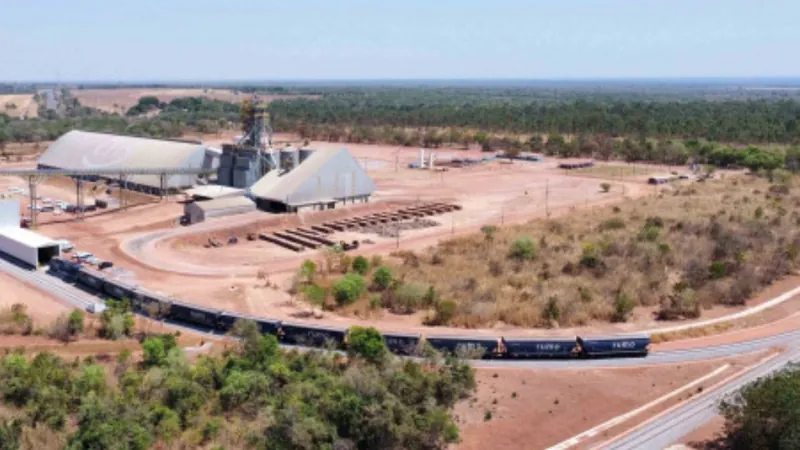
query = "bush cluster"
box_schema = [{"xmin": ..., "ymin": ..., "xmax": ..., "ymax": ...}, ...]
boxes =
[{"xmin": 0, "ymin": 322, "xmax": 475, "ymax": 450}]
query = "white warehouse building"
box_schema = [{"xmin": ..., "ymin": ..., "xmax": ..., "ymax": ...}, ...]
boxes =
[
  {"xmin": 37, "ymin": 130, "xmax": 217, "ymax": 195},
  {"xmin": 0, "ymin": 200, "xmax": 60, "ymax": 268},
  {"xmin": 248, "ymin": 147, "xmax": 376, "ymax": 213}
]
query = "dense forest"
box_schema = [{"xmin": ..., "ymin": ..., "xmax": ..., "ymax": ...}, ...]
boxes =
[
  {"xmin": 2, "ymin": 85, "xmax": 800, "ymax": 172},
  {"xmin": 267, "ymin": 92, "xmax": 800, "ymax": 143},
  {"xmin": 0, "ymin": 318, "xmax": 474, "ymax": 450}
]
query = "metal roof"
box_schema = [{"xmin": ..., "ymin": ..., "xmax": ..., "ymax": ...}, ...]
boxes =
[
  {"xmin": 249, "ymin": 147, "xmax": 376, "ymax": 205},
  {"xmin": 38, "ymin": 130, "xmax": 208, "ymax": 189},
  {"xmin": 184, "ymin": 185, "xmax": 245, "ymax": 199},
  {"xmin": 194, "ymin": 196, "xmax": 255, "ymax": 212},
  {"xmin": 0, "ymin": 227, "xmax": 59, "ymax": 248}
]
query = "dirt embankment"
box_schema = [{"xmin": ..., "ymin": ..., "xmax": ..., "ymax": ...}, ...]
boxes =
[{"xmin": 455, "ymin": 352, "xmax": 768, "ymax": 450}]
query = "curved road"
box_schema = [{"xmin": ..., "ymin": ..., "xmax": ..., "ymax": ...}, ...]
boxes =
[{"xmin": 2, "ymin": 256, "xmax": 798, "ymax": 449}]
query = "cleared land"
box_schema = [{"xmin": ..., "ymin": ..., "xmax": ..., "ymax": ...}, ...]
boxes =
[
  {"xmin": 70, "ymin": 88, "xmax": 318, "ymax": 114},
  {"xmin": 0, "ymin": 94, "xmax": 37, "ymax": 118}
]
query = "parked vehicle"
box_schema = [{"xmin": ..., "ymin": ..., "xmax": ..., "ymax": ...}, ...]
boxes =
[
  {"xmin": 98, "ymin": 261, "xmax": 113, "ymax": 270},
  {"xmin": 54, "ymin": 239, "xmax": 74, "ymax": 252}
]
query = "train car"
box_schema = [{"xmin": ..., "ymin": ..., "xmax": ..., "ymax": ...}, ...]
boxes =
[
  {"xmin": 48, "ymin": 258, "xmax": 63, "ymax": 272},
  {"xmin": 501, "ymin": 337, "xmax": 578, "ymax": 359},
  {"xmin": 167, "ymin": 300, "xmax": 220, "ymax": 329},
  {"xmin": 60, "ymin": 260, "xmax": 82, "ymax": 276},
  {"xmin": 216, "ymin": 312, "xmax": 281, "ymax": 335},
  {"xmin": 135, "ymin": 291, "xmax": 169, "ymax": 315},
  {"xmin": 279, "ymin": 322, "xmax": 347, "ymax": 348},
  {"xmin": 424, "ymin": 335, "xmax": 501, "ymax": 358},
  {"xmin": 102, "ymin": 278, "xmax": 138, "ymax": 301},
  {"xmin": 577, "ymin": 334, "xmax": 651, "ymax": 358},
  {"xmin": 382, "ymin": 332, "xmax": 421, "ymax": 355},
  {"xmin": 76, "ymin": 269, "xmax": 105, "ymax": 292}
]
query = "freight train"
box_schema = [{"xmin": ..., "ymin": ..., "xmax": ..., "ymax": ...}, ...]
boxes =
[{"xmin": 49, "ymin": 258, "xmax": 651, "ymax": 359}]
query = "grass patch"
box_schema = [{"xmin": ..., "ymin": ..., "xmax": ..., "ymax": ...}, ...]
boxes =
[{"xmin": 297, "ymin": 175, "xmax": 800, "ymax": 329}]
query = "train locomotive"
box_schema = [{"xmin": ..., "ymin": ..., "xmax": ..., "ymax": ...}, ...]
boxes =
[{"xmin": 51, "ymin": 259, "xmax": 651, "ymax": 360}]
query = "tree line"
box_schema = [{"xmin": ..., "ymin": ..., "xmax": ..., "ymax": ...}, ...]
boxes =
[{"xmin": 268, "ymin": 94, "xmax": 800, "ymax": 143}]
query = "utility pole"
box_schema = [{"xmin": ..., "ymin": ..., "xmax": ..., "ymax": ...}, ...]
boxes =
[
  {"xmin": 396, "ymin": 228, "xmax": 400, "ymax": 249},
  {"xmin": 545, "ymin": 178, "xmax": 550, "ymax": 218},
  {"xmin": 451, "ymin": 213, "xmax": 455, "ymax": 236},
  {"xmin": 500, "ymin": 203, "xmax": 504, "ymax": 225}
]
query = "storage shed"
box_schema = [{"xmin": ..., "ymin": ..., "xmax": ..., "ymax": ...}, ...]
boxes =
[
  {"xmin": 184, "ymin": 196, "xmax": 256, "ymax": 225},
  {"xmin": 38, "ymin": 130, "xmax": 211, "ymax": 195},
  {"xmin": 249, "ymin": 147, "xmax": 376, "ymax": 213}
]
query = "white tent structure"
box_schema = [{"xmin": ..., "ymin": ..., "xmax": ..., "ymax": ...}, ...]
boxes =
[
  {"xmin": 38, "ymin": 130, "xmax": 211, "ymax": 194},
  {"xmin": 0, "ymin": 200, "xmax": 60, "ymax": 268}
]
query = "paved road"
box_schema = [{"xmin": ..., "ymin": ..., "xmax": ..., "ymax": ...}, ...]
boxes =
[{"xmin": 604, "ymin": 342, "xmax": 800, "ymax": 450}]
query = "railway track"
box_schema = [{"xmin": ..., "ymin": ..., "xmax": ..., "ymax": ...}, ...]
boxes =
[{"xmin": 0, "ymin": 257, "xmax": 95, "ymax": 311}]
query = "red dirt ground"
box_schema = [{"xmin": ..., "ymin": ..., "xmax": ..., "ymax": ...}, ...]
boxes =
[
  {"xmin": 0, "ymin": 272, "xmax": 71, "ymax": 323},
  {"xmin": 455, "ymin": 352, "xmax": 768, "ymax": 450}
]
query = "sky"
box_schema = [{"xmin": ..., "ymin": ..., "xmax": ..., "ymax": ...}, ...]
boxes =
[{"xmin": 1, "ymin": 0, "xmax": 798, "ymax": 82}]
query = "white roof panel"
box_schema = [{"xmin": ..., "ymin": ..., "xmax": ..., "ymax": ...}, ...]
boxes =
[
  {"xmin": 38, "ymin": 130, "xmax": 207, "ymax": 189},
  {"xmin": 0, "ymin": 227, "xmax": 58, "ymax": 248}
]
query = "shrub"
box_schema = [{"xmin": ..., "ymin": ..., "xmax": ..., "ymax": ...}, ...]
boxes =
[
  {"xmin": 755, "ymin": 206, "xmax": 764, "ymax": 219},
  {"xmin": 48, "ymin": 315, "xmax": 72, "ymax": 343},
  {"xmin": 480, "ymin": 225, "xmax": 497, "ymax": 242},
  {"xmin": 431, "ymin": 299, "xmax": 457, "ymax": 325},
  {"xmin": 347, "ymin": 326, "xmax": 388, "ymax": 364},
  {"xmin": 303, "ymin": 284, "xmax": 328, "ymax": 307},
  {"xmin": 299, "ymin": 259, "xmax": 317, "ymax": 283},
  {"xmin": 542, "ymin": 297, "xmax": 561, "ymax": 324},
  {"xmin": 709, "ymin": 261, "xmax": 727, "ymax": 279},
  {"xmin": 600, "ymin": 182, "xmax": 612, "ymax": 193},
  {"xmin": 508, "ymin": 237, "xmax": 537, "ymax": 261},
  {"xmin": 68, "ymin": 309, "xmax": 85, "ymax": 336},
  {"xmin": 332, "ymin": 274, "xmax": 366, "ymax": 305},
  {"xmin": 612, "ymin": 293, "xmax": 635, "ymax": 322},
  {"xmin": 388, "ymin": 282, "xmax": 428, "ymax": 314},
  {"xmin": 369, "ymin": 294, "xmax": 382, "ymax": 310},
  {"xmin": 372, "ymin": 266, "xmax": 394, "ymax": 290},
  {"xmin": 638, "ymin": 225, "xmax": 661, "ymax": 242},
  {"xmin": 599, "ymin": 217, "xmax": 626, "ymax": 231},
  {"xmin": 352, "ymin": 255, "xmax": 369, "ymax": 275}
]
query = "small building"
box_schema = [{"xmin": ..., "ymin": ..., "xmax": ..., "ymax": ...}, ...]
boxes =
[
  {"xmin": 183, "ymin": 196, "xmax": 256, "ymax": 225},
  {"xmin": 249, "ymin": 147, "xmax": 376, "ymax": 213},
  {"xmin": 0, "ymin": 200, "xmax": 60, "ymax": 268}
]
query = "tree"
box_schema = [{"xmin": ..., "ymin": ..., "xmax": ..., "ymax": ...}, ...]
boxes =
[
  {"xmin": 142, "ymin": 337, "xmax": 167, "ymax": 367},
  {"xmin": 372, "ymin": 266, "xmax": 394, "ymax": 290},
  {"xmin": 333, "ymin": 274, "xmax": 366, "ymax": 305},
  {"xmin": 347, "ymin": 326, "xmax": 388, "ymax": 364},
  {"xmin": 300, "ymin": 259, "xmax": 317, "ymax": 283},
  {"xmin": 718, "ymin": 365, "xmax": 800, "ymax": 449},
  {"xmin": 600, "ymin": 182, "xmax": 612, "ymax": 193},
  {"xmin": 68, "ymin": 309, "xmax": 84, "ymax": 336},
  {"xmin": 352, "ymin": 255, "xmax": 369, "ymax": 275}
]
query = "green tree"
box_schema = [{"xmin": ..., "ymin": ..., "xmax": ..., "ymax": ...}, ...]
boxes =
[
  {"xmin": 347, "ymin": 326, "xmax": 388, "ymax": 364},
  {"xmin": 333, "ymin": 273, "xmax": 367, "ymax": 305},
  {"xmin": 68, "ymin": 309, "xmax": 85, "ymax": 336},
  {"xmin": 372, "ymin": 265, "xmax": 394, "ymax": 290},
  {"xmin": 352, "ymin": 255, "xmax": 370, "ymax": 275},
  {"xmin": 719, "ymin": 365, "xmax": 800, "ymax": 450},
  {"xmin": 142, "ymin": 337, "xmax": 167, "ymax": 367}
]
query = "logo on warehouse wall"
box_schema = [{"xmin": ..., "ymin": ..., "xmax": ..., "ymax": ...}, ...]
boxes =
[{"xmin": 81, "ymin": 145, "xmax": 131, "ymax": 169}]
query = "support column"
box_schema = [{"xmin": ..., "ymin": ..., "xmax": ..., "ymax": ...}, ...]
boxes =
[
  {"xmin": 75, "ymin": 177, "xmax": 85, "ymax": 220},
  {"xmin": 118, "ymin": 173, "xmax": 128, "ymax": 210},
  {"xmin": 28, "ymin": 176, "xmax": 37, "ymax": 229},
  {"xmin": 160, "ymin": 173, "xmax": 168, "ymax": 201}
]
